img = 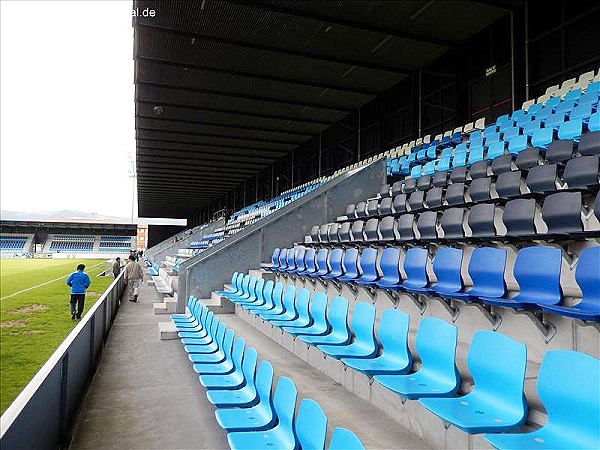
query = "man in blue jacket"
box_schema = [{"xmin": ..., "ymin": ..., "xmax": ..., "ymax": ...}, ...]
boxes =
[{"xmin": 66, "ymin": 264, "xmax": 91, "ymax": 320}]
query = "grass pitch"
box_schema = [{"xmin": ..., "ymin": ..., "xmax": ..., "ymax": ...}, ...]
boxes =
[{"xmin": 0, "ymin": 258, "xmax": 113, "ymax": 414}]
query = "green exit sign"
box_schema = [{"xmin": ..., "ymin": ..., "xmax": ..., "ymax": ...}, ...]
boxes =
[{"xmin": 486, "ymin": 65, "xmax": 497, "ymax": 77}]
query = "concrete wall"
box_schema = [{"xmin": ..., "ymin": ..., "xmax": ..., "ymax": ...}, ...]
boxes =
[{"xmin": 176, "ymin": 160, "xmax": 386, "ymax": 312}]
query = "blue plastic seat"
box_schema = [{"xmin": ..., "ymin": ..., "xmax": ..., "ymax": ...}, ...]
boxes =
[
  {"xmin": 486, "ymin": 141, "xmax": 506, "ymax": 160},
  {"xmin": 508, "ymin": 135, "xmax": 528, "ymax": 154},
  {"xmin": 179, "ymin": 312, "xmax": 216, "ymax": 345},
  {"xmin": 193, "ymin": 335, "xmax": 245, "ymax": 375},
  {"xmin": 225, "ymin": 275, "xmax": 251, "ymax": 302},
  {"xmin": 452, "ymin": 151, "xmax": 467, "ymax": 168},
  {"xmin": 215, "ymin": 272, "xmax": 241, "ymax": 297},
  {"xmin": 200, "ymin": 346, "xmax": 257, "ymax": 391},
  {"xmin": 206, "ymin": 347, "xmax": 259, "ymax": 406},
  {"xmin": 283, "ymin": 248, "xmax": 296, "ymax": 272},
  {"xmin": 268, "ymin": 249, "xmax": 281, "ymax": 271},
  {"xmin": 294, "ymin": 399, "xmax": 328, "ymax": 450},
  {"xmin": 420, "ymin": 331, "xmax": 527, "ymax": 434},
  {"xmin": 528, "ymin": 102, "xmax": 543, "ymax": 116},
  {"xmin": 173, "ymin": 300, "xmax": 206, "ymax": 330},
  {"xmin": 522, "ymin": 119, "xmax": 541, "ymax": 136},
  {"xmin": 318, "ymin": 302, "xmax": 378, "ymax": 359},
  {"xmin": 589, "ymin": 111, "xmax": 600, "ymax": 132},
  {"xmin": 542, "ymin": 246, "xmax": 600, "ymax": 321},
  {"xmin": 426, "ymin": 145, "xmax": 437, "ymax": 160},
  {"xmin": 484, "ymin": 350, "xmax": 600, "ymax": 450},
  {"xmin": 189, "ymin": 328, "xmax": 233, "ymax": 363},
  {"xmin": 446, "ymin": 247, "xmax": 507, "ymax": 302},
  {"xmin": 429, "ymin": 247, "xmax": 464, "ymax": 298},
  {"xmin": 390, "ymin": 158, "xmax": 401, "ymax": 176},
  {"xmin": 502, "ymin": 126, "xmax": 520, "ymax": 141},
  {"xmin": 410, "ymin": 165, "xmax": 422, "ymax": 179},
  {"xmin": 376, "ymin": 247, "xmax": 402, "ymax": 289},
  {"xmin": 215, "ymin": 361, "xmax": 275, "ymax": 432},
  {"xmin": 276, "ymin": 249, "xmax": 288, "ymax": 271},
  {"xmin": 328, "ymin": 428, "xmax": 365, "ymax": 450},
  {"xmin": 299, "ymin": 296, "xmax": 350, "ymax": 346},
  {"xmin": 570, "ymin": 103, "xmax": 593, "ymax": 122},
  {"xmin": 342, "ymin": 308, "xmax": 411, "ymax": 375},
  {"xmin": 437, "ymin": 156, "xmax": 451, "ymax": 172},
  {"xmin": 468, "ymin": 145, "xmax": 485, "ymax": 164},
  {"xmin": 311, "ymin": 248, "xmax": 330, "ymax": 278},
  {"xmin": 558, "ymin": 118, "xmax": 583, "ymax": 142},
  {"xmin": 270, "ymin": 287, "xmax": 307, "ymax": 327},
  {"xmin": 531, "ymin": 127, "xmax": 554, "ymax": 149},
  {"xmin": 423, "ymin": 160, "xmax": 436, "ymax": 175},
  {"xmin": 226, "ymin": 376, "xmax": 297, "ymax": 449},
  {"xmin": 355, "ymin": 248, "xmax": 379, "ymax": 286},
  {"xmin": 398, "ymin": 247, "xmax": 430, "ymax": 293},
  {"xmin": 245, "ymin": 280, "xmax": 275, "ymax": 312},
  {"xmin": 375, "ymin": 317, "xmax": 459, "ymax": 399},
  {"xmin": 282, "ymin": 292, "xmax": 328, "ymax": 336},
  {"xmin": 297, "ymin": 248, "xmax": 316, "ymax": 275},
  {"xmin": 323, "ymin": 248, "xmax": 344, "ymax": 280},
  {"xmin": 337, "ymin": 248, "xmax": 360, "ymax": 282},
  {"xmin": 258, "ymin": 284, "xmax": 294, "ymax": 320},
  {"xmin": 236, "ymin": 278, "xmax": 264, "ymax": 306},
  {"xmin": 481, "ymin": 246, "xmax": 562, "ymax": 310},
  {"xmin": 247, "ymin": 281, "xmax": 280, "ymax": 314},
  {"xmin": 184, "ymin": 319, "xmax": 224, "ymax": 354}
]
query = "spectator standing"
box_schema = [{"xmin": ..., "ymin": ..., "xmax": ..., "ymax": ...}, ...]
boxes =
[
  {"xmin": 123, "ymin": 254, "xmax": 144, "ymax": 302},
  {"xmin": 66, "ymin": 264, "xmax": 91, "ymax": 320},
  {"xmin": 112, "ymin": 257, "xmax": 122, "ymax": 279}
]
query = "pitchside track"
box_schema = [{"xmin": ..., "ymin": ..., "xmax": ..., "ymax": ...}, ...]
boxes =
[{"xmin": 0, "ymin": 258, "xmax": 113, "ymax": 413}]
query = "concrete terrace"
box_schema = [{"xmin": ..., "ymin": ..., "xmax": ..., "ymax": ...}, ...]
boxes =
[{"xmin": 69, "ymin": 274, "xmax": 437, "ymax": 449}]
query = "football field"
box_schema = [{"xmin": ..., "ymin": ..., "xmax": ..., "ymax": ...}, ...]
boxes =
[{"xmin": 0, "ymin": 258, "xmax": 113, "ymax": 413}]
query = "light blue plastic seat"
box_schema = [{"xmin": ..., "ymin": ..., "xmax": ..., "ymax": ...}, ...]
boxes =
[
  {"xmin": 184, "ymin": 320, "xmax": 225, "ymax": 354},
  {"xmin": 437, "ymin": 156, "xmax": 451, "ymax": 172},
  {"xmin": 558, "ymin": 118, "xmax": 583, "ymax": 142},
  {"xmin": 318, "ymin": 302, "xmax": 378, "ymax": 359},
  {"xmin": 484, "ymin": 350, "xmax": 600, "ymax": 450},
  {"xmin": 420, "ymin": 331, "xmax": 527, "ymax": 434},
  {"xmin": 486, "ymin": 141, "xmax": 505, "ymax": 160},
  {"xmin": 236, "ymin": 278, "xmax": 264, "ymax": 306},
  {"xmin": 376, "ymin": 247, "xmax": 402, "ymax": 289},
  {"xmin": 173, "ymin": 300, "xmax": 206, "ymax": 330},
  {"xmin": 508, "ymin": 135, "xmax": 528, "ymax": 154},
  {"xmin": 528, "ymin": 102, "xmax": 543, "ymax": 116},
  {"xmin": 446, "ymin": 247, "xmax": 507, "ymax": 302},
  {"xmin": 247, "ymin": 281, "xmax": 280, "ymax": 314},
  {"xmin": 531, "ymin": 127, "xmax": 554, "ymax": 149},
  {"xmin": 564, "ymin": 87, "xmax": 582, "ymax": 102},
  {"xmin": 206, "ymin": 347, "xmax": 260, "ymax": 407},
  {"xmin": 193, "ymin": 335, "xmax": 244, "ymax": 375},
  {"xmin": 355, "ymin": 248, "xmax": 379, "ymax": 286},
  {"xmin": 328, "ymin": 428, "xmax": 365, "ymax": 450},
  {"xmin": 416, "ymin": 148, "xmax": 427, "ymax": 161},
  {"xmin": 410, "ymin": 165, "xmax": 422, "ymax": 179},
  {"xmin": 375, "ymin": 317, "xmax": 458, "ymax": 399},
  {"xmin": 215, "ymin": 361, "xmax": 275, "ymax": 432},
  {"xmin": 337, "ymin": 248, "xmax": 360, "ymax": 282},
  {"xmin": 424, "ymin": 160, "xmax": 436, "ymax": 175},
  {"xmin": 171, "ymin": 296, "xmax": 199, "ymax": 322},
  {"xmin": 295, "ymin": 399, "xmax": 328, "ymax": 450},
  {"xmin": 227, "ymin": 275, "xmax": 252, "ymax": 302},
  {"xmin": 544, "ymin": 96, "xmax": 561, "ymax": 110},
  {"xmin": 502, "ymin": 126, "xmax": 520, "ymax": 140},
  {"xmin": 570, "ymin": 103, "xmax": 593, "ymax": 122},
  {"xmin": 299, "ymin": 296, "xmax": 350, "ymax": 346},
  {"xmin": 226, "ymin": 376, "xmax": 297, "ymax": 449},
  {"xmin": 282, "ymin": 292, "xmax": 329, "ymax": 336},
  {"xmin": 390, "ymin": 158, "xmax": 401, "ymax": 176},
  {"xmin": 468, "ymin": 145, "xmax": 485, "ymax": 164},
  {"xmin": 342, "ymin": 308, "xmax": 411, "ymax": 375},
  {"xmin": 481, "ymin": 246, "xmax": 562, "ymax": 310},
  {"xmin": 179, "ymin": 311, "xmax": 216, "ymax": 344},
  {"xmin": 426, "ymin": 145, "xmax": 437, "ymax": 160},
  {"xmin": 589, "ymin": 111, "xmax": 600, "ymax": 132},
  {"xmin": 484, "ymin": 124, "xmax": 497, "ymax": 136},
  {"xmin": 522, "ymin": 120, "xmax": 541, "ymax": 136},
  {"xmin": 217, "ymin": 272, "xmax": 243, "ymax": 297},
  {"xmin": 323, "ymin": 248, "xmax": 344, "ymax": 280},
  {"xmin": 189, "ymin": 327, "xmax": 233, "ymax": 363},
  {"xmin": 452, "ymin": 151, "xmax": 467, "ymax": 168},
  {"xmin": 269, "ymin": 287, "xmax": 304, "ymax": 327},
  {"xmin": 542, "ymin": 246, "xmax": 600, "ymax": 321},
  {"xmin": 485, "ymin": 131, "xmax": 501, "ymax": 143},
  {"xmin": 544, "ymin": 112, "xmax": 567, "ymax": 130},
  {"xmin": 200, "ymin": 346, "xmax": 257, "ymax": 390},
  {"xmin": 258, "ymin": 284, "xmax": 292, "ymax": 319},
  {"xmin": 408, "ymin": 152, "xmax": 417, "ymax": 163}
]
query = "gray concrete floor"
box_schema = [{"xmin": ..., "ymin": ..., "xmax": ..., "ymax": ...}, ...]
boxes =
[
  {"xmin": 69, "ymin": 278, "xmax": 228, "ymax": 449},
  {"xmin": 70, "ymin": 277, "xmax": 437, "ymax": 450}
]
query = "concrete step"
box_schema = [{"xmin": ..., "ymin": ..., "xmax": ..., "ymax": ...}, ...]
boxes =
[
  {"xmin": 147, "ymin": 280, "xmax": 155, "ymax": 286},
  {"xmin": 217, "ymin": 312, "xmax": 437, "ymax": 450},
  {"xmin": 249, "ymin": 269, "xmax": 275, "ymax": 282},
  {"xmin": 203, "ymin": 296, "xmax": 234, "ymax": 314},
  {"xmin": 153, "ymin": 303, "xmax": 168, "ymax": 314},
  {"xmin": 158, "ymin": 321, "xmax": 178, "ymax": 340}
]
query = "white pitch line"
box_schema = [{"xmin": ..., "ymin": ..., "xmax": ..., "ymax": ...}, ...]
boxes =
[{"xmin": 0, "ymin": 262, "xmax": 104, "ymax": 301}]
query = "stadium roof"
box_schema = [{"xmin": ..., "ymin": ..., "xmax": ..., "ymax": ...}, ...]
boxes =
[{"xmin": 133, "ymin": 0, "xmax": 517, "ymax": 218}]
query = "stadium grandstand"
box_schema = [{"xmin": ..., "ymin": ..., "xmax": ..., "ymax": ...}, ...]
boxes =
[{"xmin": 2, "ymin": 1, "xmax": 599, "ymax": 450}]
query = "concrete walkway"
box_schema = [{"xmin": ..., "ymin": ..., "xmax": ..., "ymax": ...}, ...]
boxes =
[{"xmin": 69, "ymin": 277, "xmax": 228, "ymax": 449}]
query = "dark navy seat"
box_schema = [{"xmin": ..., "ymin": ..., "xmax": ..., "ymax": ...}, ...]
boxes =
[
  {"xmin": 374, "ymin": 318, "xmax": 459, "ymax": 399},
  {"xmin": 468, "ymin": 203, "xmax": 502, "ymax": 240},
  {"xmin": 338, "ymin": 222, "xmax": 352, "ymax": 243},
  {"xmin": 563, "ymin": 155, "xmax": 600, "ymax": 191},
  {"xmin": 542, "ymin": 191, "xmax": 584, "ymax": 236},
  {"xmin": 379, "ymin": 216, "xmax": 397, "ymax": 242},
  {"xmin": 396, "ymin": 214, "xmax": 416, "ymax": 242},
  {"xmin": 440, "ymin": 208, "xmax": 466, "ymax": 241},
  {"xmin": 485, "ymin": 350, "xmax": 600, "ymax": 450},
  {"xmin": 502, "ymin": 198, "xmax": 541, "ymax": 238},
  {"xmin": 419, "ymin": 331, "xmax": 527, "ymax": 434}
]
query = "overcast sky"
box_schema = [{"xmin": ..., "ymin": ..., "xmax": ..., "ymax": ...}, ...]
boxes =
[{"xmin": 1, "ymin": 1, "xmax": 136, "ymax": 220}]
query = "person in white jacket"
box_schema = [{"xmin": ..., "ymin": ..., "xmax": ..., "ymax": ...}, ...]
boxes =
[{"xmin": 123, "ymin": 254, "xmax": 144, "ymax": 302}]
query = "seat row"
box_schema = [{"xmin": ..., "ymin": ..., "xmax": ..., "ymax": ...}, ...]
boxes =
[
  {"xmin": 268, "ymin": 245, "xmax": 600, "ymax": 322},
  {"xmin": 221, "ymin": 274, "xmax": 600, "ymax": 449},
  {"xmin": 308, "ymin": 191, "xmax": 599, "ymax": 246},
  {"xmin": 170, "ymin": 297, "xmax": 365, "ymax": 450}
]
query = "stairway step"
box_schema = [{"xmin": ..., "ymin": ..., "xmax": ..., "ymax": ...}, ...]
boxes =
[{"xmin": 158, "ymin": 321, "xmax": 178, "ymax": 340}]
